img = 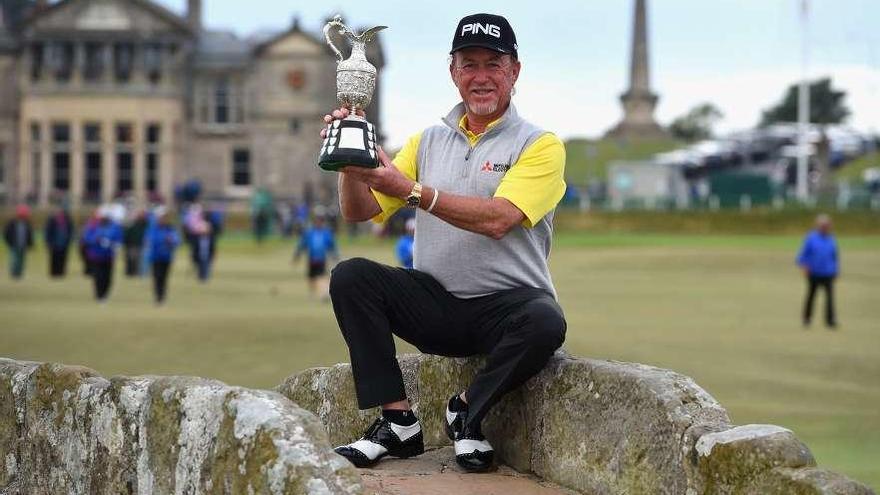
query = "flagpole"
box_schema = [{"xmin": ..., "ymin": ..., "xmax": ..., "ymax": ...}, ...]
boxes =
[{"xmin": 796, "ymin": 0, "xmax": 810, "ymax": 202}]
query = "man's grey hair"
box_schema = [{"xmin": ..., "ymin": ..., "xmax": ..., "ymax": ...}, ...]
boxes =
[
  {"xmin": 448, "ymin": 52, "xmax": 518, "ymax": 66},
  {"xmin": 816, "ymin": 213, "xmax": 831, "ymax": 226}
]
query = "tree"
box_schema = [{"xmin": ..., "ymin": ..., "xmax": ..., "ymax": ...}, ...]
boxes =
[
  {"xmin": 669, "ymin": 103, "xmax": 723, "ymax": 142},
  {"xmin": 759, "ymin": 77, "xmax": 850, "ymax": 126}
]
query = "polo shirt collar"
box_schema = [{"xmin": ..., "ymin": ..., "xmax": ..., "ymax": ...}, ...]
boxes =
[{"xmin": 442, "ymin": 102, "xmax": 519, "ymax": 138}]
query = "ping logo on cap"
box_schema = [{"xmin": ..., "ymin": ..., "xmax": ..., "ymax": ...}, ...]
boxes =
[{"xmin": 461, "ymin": 23, "xmax": 501, "ymax": 38}]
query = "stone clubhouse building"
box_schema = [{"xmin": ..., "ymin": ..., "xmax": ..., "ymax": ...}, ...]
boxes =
[{"xmin": 0, "ymin": 0, "xmax": 384, "ymax": 208}]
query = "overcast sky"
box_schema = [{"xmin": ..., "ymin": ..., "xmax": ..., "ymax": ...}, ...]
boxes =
[{"xmin": 156, "ymin": 0, "xmax": 880, "ymax": 148}]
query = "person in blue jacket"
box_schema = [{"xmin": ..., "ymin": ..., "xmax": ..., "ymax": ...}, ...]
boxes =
[
  {"xmin": 148, "ymin": 210, "xmax": 181, "ymax": 305},
  {"xmin": 395, "ymin": 218, "xmax": 415, "ymax": 269},
  {"xmin": 796, "ymin": 214, "xmax": 839, "ymax": 329},
  {"xmin": 83, "ymin": 206, "xmax": 123, "ymax": 302},
  {"xmin": 293, "ymin": 206, "xmax": 339, "ymax": 298}
]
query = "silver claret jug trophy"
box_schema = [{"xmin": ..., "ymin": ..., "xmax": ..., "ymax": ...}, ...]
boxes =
[{"xmin": 317, "ymin": 16, "xmax": 387, "ymax": 171}]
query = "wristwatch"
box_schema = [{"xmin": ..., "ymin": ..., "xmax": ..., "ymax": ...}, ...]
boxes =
[{"xmin": 405, "ymin": 182, "xmax": 422, "ymax": 208}]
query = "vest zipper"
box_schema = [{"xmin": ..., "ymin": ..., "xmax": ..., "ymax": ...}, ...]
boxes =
[{"xmin": 443, "ymin": 113, "xmax": 509, "ymax": 176}]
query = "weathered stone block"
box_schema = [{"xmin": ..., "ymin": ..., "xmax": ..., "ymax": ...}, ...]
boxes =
[
  {"xmin": 412, "ymin": 355, "xmax": 486, "ymax": 447},
  {"xmin": 0, "ymin": 358, "xmax": 362, "ymax": 494},
  {"xmin": 748, "ymin": 467, "xmax": 876, "ymax": 495},
  {"xmin": 275, "ymin": 356, "xmax": 422, "ymax": 448},
  {"xmin": 521, "ymin": 355, "xmax": 731, "ymax": 495},
  {"xmin": 696, "ymin": 424, "xmax": 816, "ymax": 490}
]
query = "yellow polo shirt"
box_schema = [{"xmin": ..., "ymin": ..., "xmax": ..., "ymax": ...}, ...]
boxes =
[{"xmin": 372, "ymin": 116, "xmax": 566, "ymax": 228}]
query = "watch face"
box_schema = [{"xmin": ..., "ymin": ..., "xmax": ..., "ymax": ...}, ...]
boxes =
[{"xmin": 406, "ymin": 196, "xmax": 420, "ymax": 208}]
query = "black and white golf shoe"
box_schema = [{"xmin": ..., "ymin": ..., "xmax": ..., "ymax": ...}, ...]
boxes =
[
  {"xmin": 334, "ymin": 416, "xmax": 424, "ymax": 468},
  {"xmin": 445, "ymin": 395, "xmax": 494, "ymax": 472}
]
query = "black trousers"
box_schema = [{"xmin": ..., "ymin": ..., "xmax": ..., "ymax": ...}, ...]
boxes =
[
  {"xmin": 152, "ymin": 261, "xmax": 171, "ymax": 302},
  {"xmin": 49, "ymin": 248, "xmax": 68, "ymax": 277},
  {"xmin": 329, "ymin": 257, "xmax": 566, "ymax": 429},
  {"xmin": 92, "ymin": 260, "xmax": 114, "ymax": 300},
  {"xmin": 803, "ymin": 275, "xmax": 836, "ymax": 326},
  {"xmin": 125, "ymin": 246, "xmax": 142, "ymax": 277}
]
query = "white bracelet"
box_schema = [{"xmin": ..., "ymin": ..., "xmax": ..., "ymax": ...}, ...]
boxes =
[{"xmin": 426, "ymin": 189, "xmax": 440, "ymax": 213}]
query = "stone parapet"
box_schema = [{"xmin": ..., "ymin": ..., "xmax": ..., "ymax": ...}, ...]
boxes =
[
  {"xmin": 0, "ymin": 353, "xmax": 873, "ymax": 494},
  {"xmin": 0, "ymin": 358, "xmax": 362, "ymax": 494},
  {"xmin": 277, "ymin": 351, "xmax": 875, "ymax": 495}
]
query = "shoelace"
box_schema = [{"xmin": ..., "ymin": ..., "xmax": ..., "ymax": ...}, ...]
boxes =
[
  {"xmin": 458, "ymin": 413, "xmax": 487, "ymax": 442},
  {"xmin": 362, "ymin": 417, "xmax": 386, "ymax": 440}
]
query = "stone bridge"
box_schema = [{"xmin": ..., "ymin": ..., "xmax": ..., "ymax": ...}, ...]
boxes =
[{"xmin": 0, "ymin": 352, "xmax": 874, "ymax": 494}]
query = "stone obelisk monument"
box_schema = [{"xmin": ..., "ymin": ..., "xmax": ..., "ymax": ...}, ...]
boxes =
[{"xmin": 605, "ymin": 0, "xmax": 669, "ymax": 140}]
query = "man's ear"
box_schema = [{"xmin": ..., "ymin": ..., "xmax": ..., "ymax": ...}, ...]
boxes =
[
  {"xmin": 510, "ymin": 59, "xmax": 522, "ymax": 84},
  {"xmin": 449, "ymin": 54, "xmax": 459, "ymax": 86}
]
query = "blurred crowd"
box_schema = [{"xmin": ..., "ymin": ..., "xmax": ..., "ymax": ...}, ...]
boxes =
[
  {"xmin": 3, "ymin": 194, "xmax": 416, "ymax": 305},
  {"xmin": 3, "ymin": 199, "xmax": 223, "ymax": 306}
]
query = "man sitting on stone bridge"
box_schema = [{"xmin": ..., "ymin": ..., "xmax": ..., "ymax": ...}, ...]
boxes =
[{"xmin": 323, "ymin": 13, "xmax": 567, "ymax": 472}]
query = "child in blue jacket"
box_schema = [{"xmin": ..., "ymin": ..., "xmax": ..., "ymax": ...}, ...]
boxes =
[
  {"xmin": 148, "ymin": 210, "xmax": 181, "ymax": 305},
  {"xmin": 294, "ymin": 208, "xmax": 338, "ymax": 299},
  {"xmin": 83, "ymin": 207, "xmax": 123, "ymax": 302}
]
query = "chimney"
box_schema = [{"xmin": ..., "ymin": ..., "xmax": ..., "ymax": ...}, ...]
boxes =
[{"xmin": 187, "ymin": 0, "xmax": 202, "ymax": 32}]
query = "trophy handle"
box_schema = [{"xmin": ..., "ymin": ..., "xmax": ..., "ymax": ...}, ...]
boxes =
[
  {"xmin": 323, "ymin": 19, "xmax": 345, "ymax": 62},
  {"xmin": 324, "ymin": 15, "xmax": 388, "ymax": 61}
]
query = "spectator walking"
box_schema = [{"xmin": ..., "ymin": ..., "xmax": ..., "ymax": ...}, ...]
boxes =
[
  {"xmin": 44, "ymin": 205, "xmax": 75, "ymax": 278},
  {"xmin": 4, "ymin": 205, "xmax": 34, "ymax": 280},
  {"xmin": 251, "ymin": 188, "xmax": 274, "ymax": 243},
  {"xmin": 140, "ymin": 204, "xmax": 162, "ymax": 276},
  {"xmin": 83, "ymin": 206, "xmax": 123, "ymax": 302},
  {"xmin": 147, "ymin": 210, "xmax": 180, "ymax": 305},
  {"xmin": 293, "ymin": 207, "xmax": 338, "ymax": 298},
  {"xmin": 123, "ymin": 210, "xmax": 148, "ymax": 277},
  {"xmin": 797, "ymin": 214, "xmax": 839, "ymax": 329},
  {"xmin": 79, "ymin": 210, "xmax": 99, "ymax": 276},
  {"xmin": 192, "ymin": 216, "xmax": 216, "ymax": 282}
]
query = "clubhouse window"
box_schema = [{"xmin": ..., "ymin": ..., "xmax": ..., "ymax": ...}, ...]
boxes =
[
  {"xmin": 231, "ymin": 148, "xmax": 251, "ymax": 186},
  {"xmin": 51, "ymin": 122, "xmax": 71, "ymax": 191}
]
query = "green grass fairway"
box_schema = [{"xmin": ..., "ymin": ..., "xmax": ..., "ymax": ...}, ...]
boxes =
[{"xmin": 1, "ymin": 233, "xmax": 878, "ymax": 489}]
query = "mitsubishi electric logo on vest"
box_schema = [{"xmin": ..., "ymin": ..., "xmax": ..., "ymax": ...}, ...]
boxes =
[
  {"xmin": 481, "ymin": 160, "xmax": 511, "ymax": 173},
  {"xmin": 461, "ymin": 23, "xmax": 502, "ymax": 38}
]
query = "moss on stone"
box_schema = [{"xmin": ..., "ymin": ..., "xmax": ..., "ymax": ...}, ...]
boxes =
[
  {"xmin": 82, "ymin": 385, "xmax": 116, "ymax": 494},
  {"xmin": 145, "ymin": 382, "xmax": 183, "ymax": 494},
  {"xmin": 200, "ymin": 392, "xmax": 279, "ymax": 494},
  {"xmin": 31, "ymin": 363, "xmax": 97, "ymax": 428},
  {"xmin": 0, "ymin": 374, "xmax": 17, "ymax": 488},
  {"xmin": 105, "ymin": 377, "xmax": 143, "ymax": 494},
  {"xmin": 417, "ymin": 356, "xmax": 484, "ymax": 447},
  {"xmin": 736, "ymin": 467, "xmax": 876, "ymax": 495},
  {"xmin": 697, "ymin": 427, "xmax": 816, "ymax": 491},
  {"xmin": 278, "ymin": 368, "xmax": 326, "ymax": 413},
  {"xmin": 279, "ymin": 364, "xmax": 375, "ymax": 447}
]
